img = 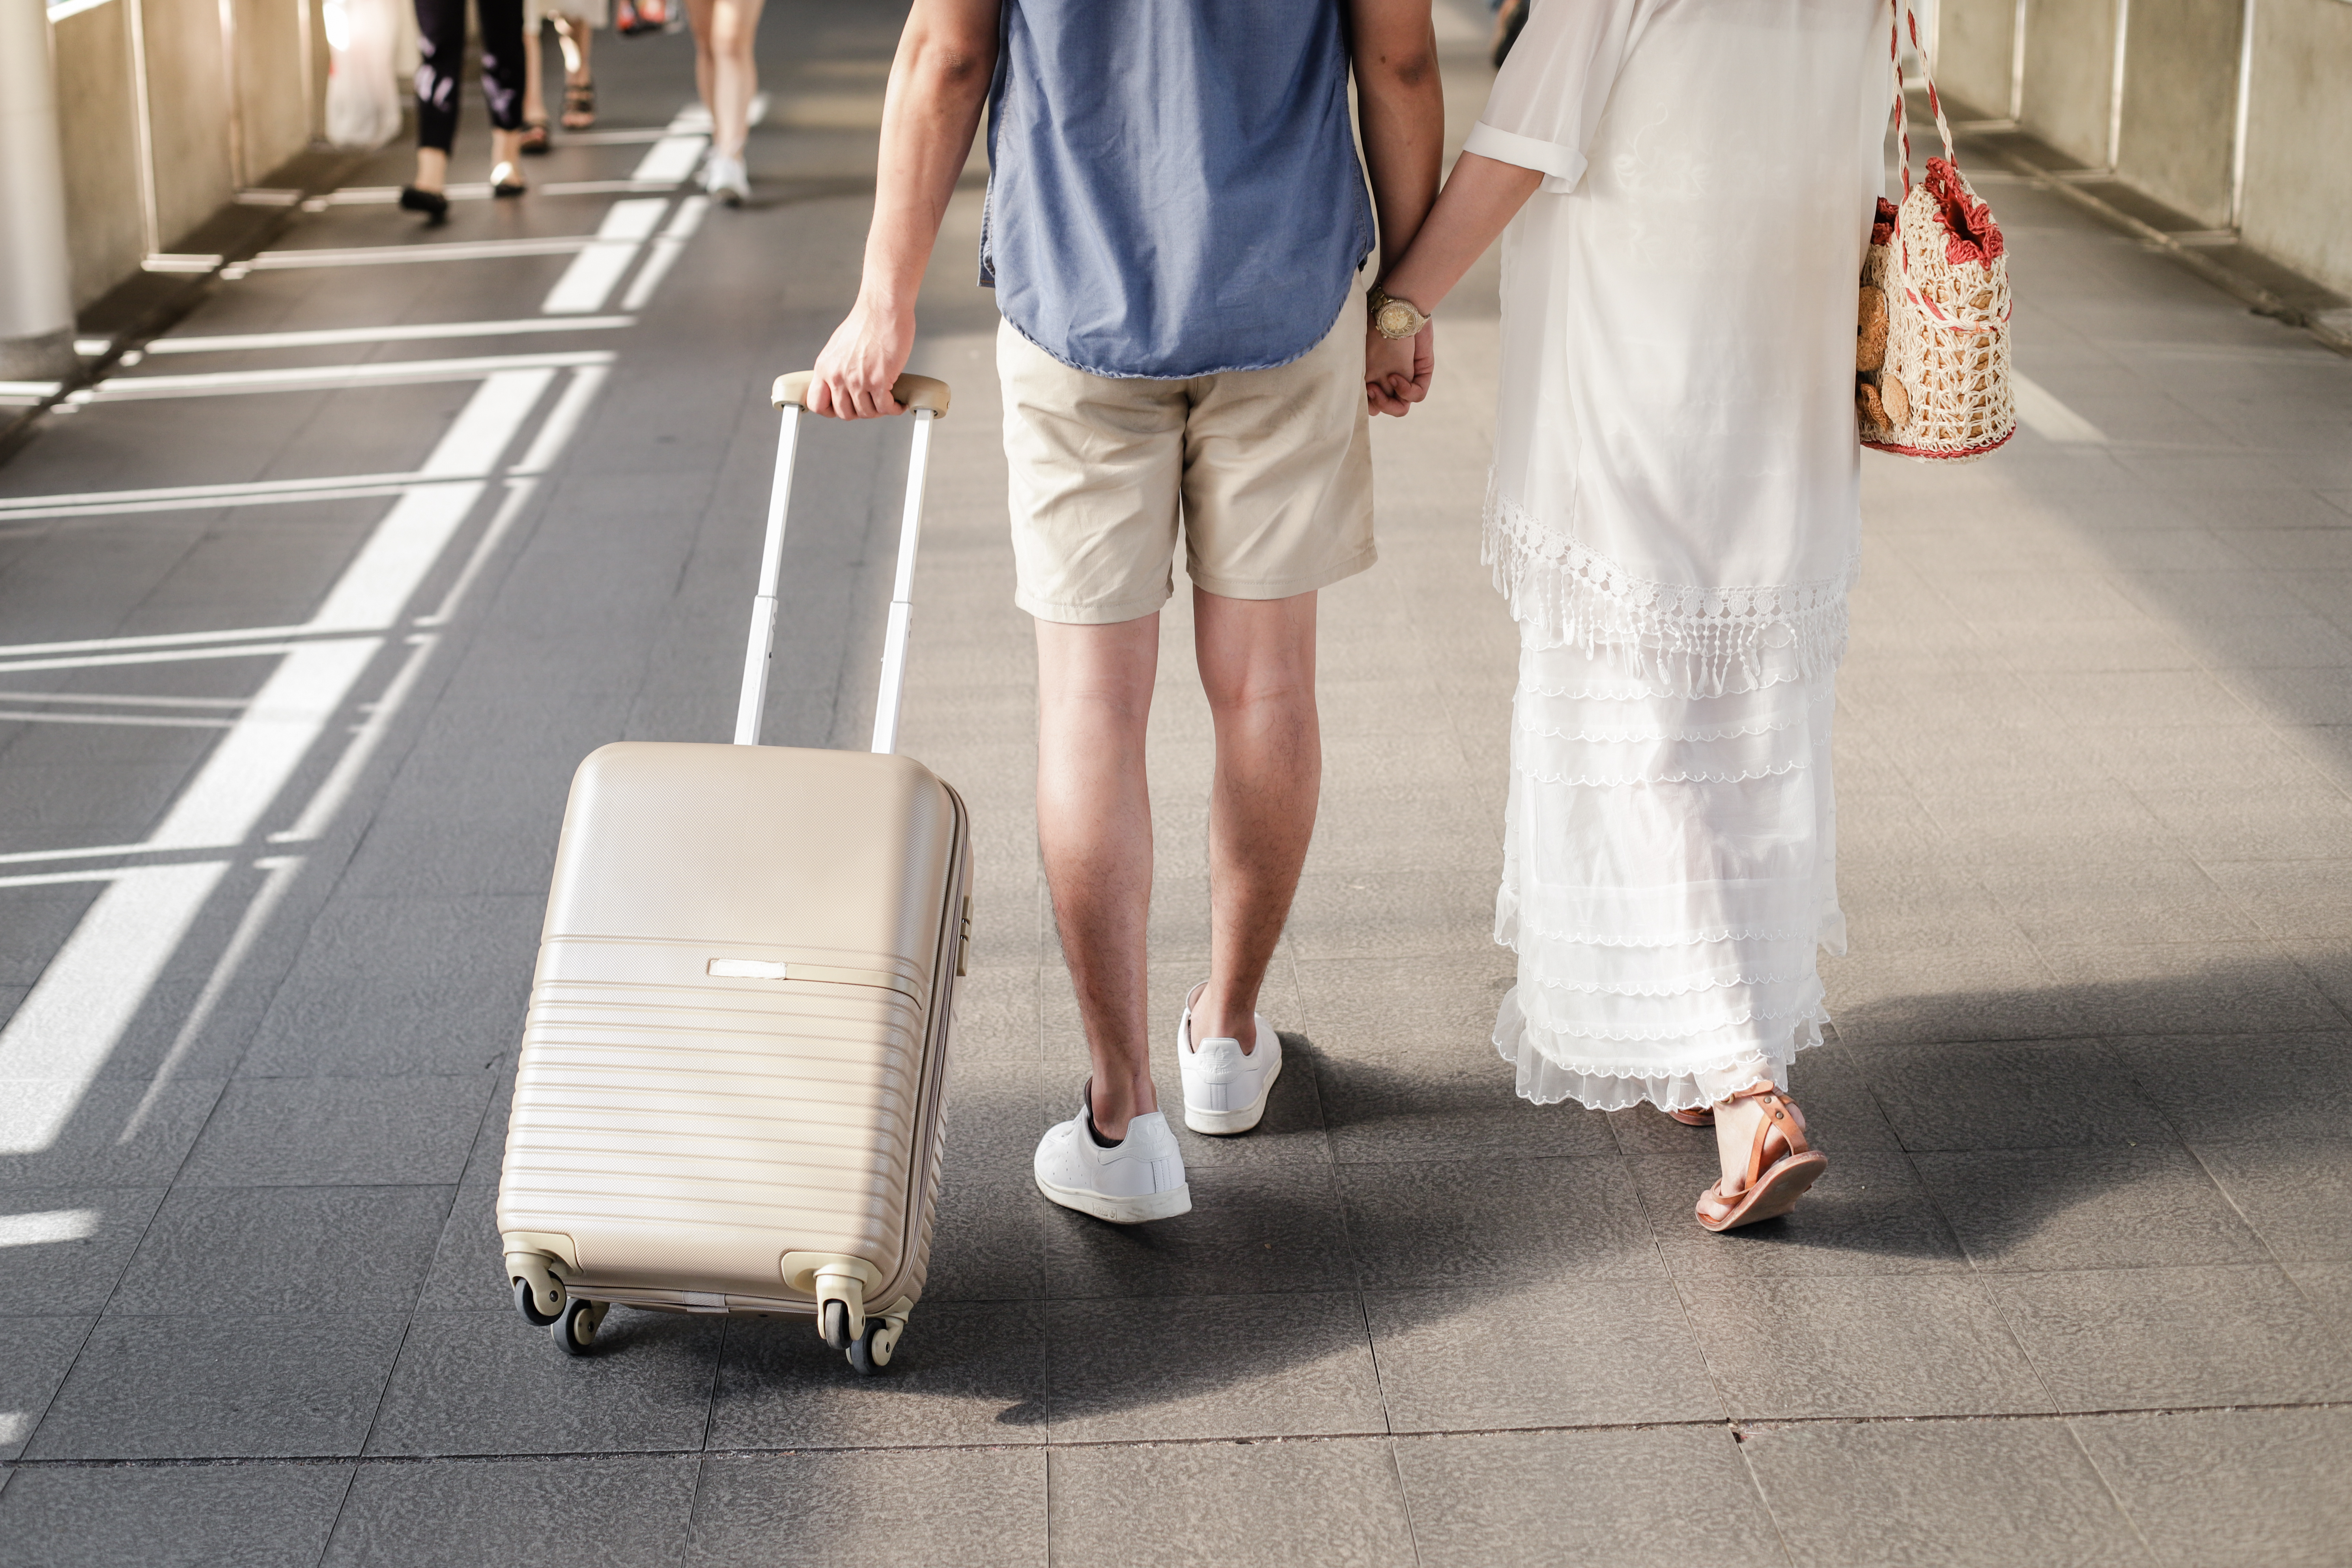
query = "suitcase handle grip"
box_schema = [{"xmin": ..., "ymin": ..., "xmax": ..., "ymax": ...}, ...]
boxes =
[{"xmin": 770, "ymin": 371, "xmax": 952, "ymax": 419}]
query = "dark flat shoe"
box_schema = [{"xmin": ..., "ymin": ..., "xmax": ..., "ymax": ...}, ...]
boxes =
[
  {"xmin": 398, "ymin": 185, "xmax": 450, "ymax": 223},
  {"xmin": 518, "ymin": 120, "xmax": 551, "ymax": 155},
  {"xmin": 489, "ymin": 161, "xmax": 526, "ymax": 197}
]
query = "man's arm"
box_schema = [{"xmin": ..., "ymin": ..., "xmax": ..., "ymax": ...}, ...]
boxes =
[
  {"xmin": 807, "ymin": 0, "xmax": 999, "ymax": 419},
  {"xmin": 1350, "ymin": 0, "xmax": 1444, "ymax": 416}
]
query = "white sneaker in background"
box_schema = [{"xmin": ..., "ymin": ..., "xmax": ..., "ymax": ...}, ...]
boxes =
[
  {"xmin": 704, "ymin": 153, "xmax": 749, "ymax": 207},
  {"xmin": 1175, "ymin": 980, "xmax": 1282, "ymax": 1134},
  {"xmin": 1033, "ymin": 1088, "xmax": 1190, "ymax": 1224}
]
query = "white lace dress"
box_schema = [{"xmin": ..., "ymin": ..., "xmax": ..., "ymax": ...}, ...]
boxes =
[{"xmin": 1464, "ymin": 0, "xmax": 1892, "ymax": 1112}]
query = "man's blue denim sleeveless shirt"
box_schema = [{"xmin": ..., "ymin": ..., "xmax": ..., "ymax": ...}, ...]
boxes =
[{"xmin": 979, "ymin": 0, "xmax": 1375, "ymax": 380}]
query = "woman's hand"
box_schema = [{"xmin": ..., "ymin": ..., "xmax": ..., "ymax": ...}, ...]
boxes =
[
  {"xmin": 1365, "ymin": 323, "xmax": 1434, "ymax": 416},
  {"xmin": 807, "ymin": 297, "xmax": 914, "ymax": 418}
]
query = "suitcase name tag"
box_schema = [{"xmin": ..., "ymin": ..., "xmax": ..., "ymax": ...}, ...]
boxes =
[{"xmin": 497, "ymin": 372, "xmax": 972, "ymax": 1376}]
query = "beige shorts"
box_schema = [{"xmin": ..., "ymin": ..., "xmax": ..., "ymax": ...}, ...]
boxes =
[{"xmin": 998, "ymin": 308, "xmax": 1377, "ymax": 625}]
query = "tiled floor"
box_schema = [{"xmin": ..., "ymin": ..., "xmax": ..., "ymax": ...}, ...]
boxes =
[{"xmin": 3, "ymin": 4, "xmax": 2350, "ymax": 1565}]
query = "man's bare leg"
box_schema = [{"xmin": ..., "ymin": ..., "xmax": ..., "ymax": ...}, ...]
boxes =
[
  {"xmin": 1036, "ymin": 613, "xmax": 1161, "ymax": 1140},
  {"xmin": 1193, "ymin": 587, "xmax": 1319, "ymax": 1047}
]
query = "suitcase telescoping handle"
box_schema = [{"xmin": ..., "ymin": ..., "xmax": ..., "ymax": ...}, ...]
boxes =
[{"xmin": 736, "ymin": 372, "xmax": 953, "ymax": 755}]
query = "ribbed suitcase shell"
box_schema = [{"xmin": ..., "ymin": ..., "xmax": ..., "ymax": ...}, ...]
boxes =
[{"xmin": 498, "ymin": 740, "xmax": 971, "ymax": 1318}]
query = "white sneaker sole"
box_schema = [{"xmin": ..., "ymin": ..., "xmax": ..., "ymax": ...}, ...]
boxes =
[
  {"xmin": 1184, "ymin": 1053, "xmax": 1281, "ymax": 1136},
  {"xmin": 1034, "ymin": 1173, "xmax": 1192, "ymax": 1224}
]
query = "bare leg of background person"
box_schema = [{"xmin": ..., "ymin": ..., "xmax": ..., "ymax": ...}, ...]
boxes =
[
  {"xmin": 685, "ymin": 0, "xmax": 766, "ymax": 159},
  {"xmin": 1194, "ymin": 587, "xmax": 1319, "ymax": 1048},
  {"xmin": 555, "ymin": 13, "xmax": 596, "ymax": 125},
  {"xmin": 1036, "ymin": 614, "xmax": 1161, "ymax": 1142}
]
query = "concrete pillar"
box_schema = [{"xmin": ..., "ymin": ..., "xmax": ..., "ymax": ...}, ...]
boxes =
[{"xmin": 0, "ymin": 0, "xmax": 79, "ymax": 383}]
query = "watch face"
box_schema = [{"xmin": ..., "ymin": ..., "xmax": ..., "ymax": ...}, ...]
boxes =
[{"xmin": 1375, "ymin": 300, "xmax": 1418, "ymax": 338}]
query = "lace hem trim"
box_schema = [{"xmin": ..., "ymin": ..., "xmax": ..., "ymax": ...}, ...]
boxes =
[
  {"xmin": 1498, "ymin": 918, "xmax": 1819, "ymax": 949},
  {"xmin": 1496, "ymin": 1009, "xmax": 1830, "ymax": 1112},
  {"xmin": 1513, "ymin": 712, "xmax": 1803, "ymax": 744},
  {"xmin": 1518, "ymin": 967, "xmax": 1818, "ymax": 999},
  {"xmin": 1495, "ymin": 995, "xmax": 1825, "ymax": 1044},
  {"xmin": 1514, "ymin": 758, "xmax": 1808, "ymax": 788},
  {"xmin": 1484, "ymin": 484, "xmax": 1858, "ymax": 695}
]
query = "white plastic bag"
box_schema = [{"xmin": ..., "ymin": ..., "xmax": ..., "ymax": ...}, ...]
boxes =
[{"xmin": 324, "ymin": 0, "xmax": 404, "ymax": 151}]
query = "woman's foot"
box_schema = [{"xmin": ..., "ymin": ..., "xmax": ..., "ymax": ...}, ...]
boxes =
[
  {"xmin": 561, "ymin": 82, "xmax": 596, "ymax": 130},
  {"xmin": 1695, "ymin": 1081, "xmax": 1827, "ymax": 1232},
  {"xmin": 490, "ymin": 161, "xmax": 527, "ymax": 197},
  {"xmin": 518, "ymin": 120, "xmax": 552, "ymax": 155},
  {"xmin": 704, "ymin": 151, "xmax": 749, "ymax": 206},
  {"xmin": 398, "ymin": 186, "xmax": 450, "ymax": 223}
]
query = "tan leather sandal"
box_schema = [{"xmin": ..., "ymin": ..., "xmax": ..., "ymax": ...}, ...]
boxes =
[
  {"xmin": 1666, "ymin": 1105, "xmax": 1714, "ymax": 1127},
  {"xmin": 1694, "ymin": 1082, "xmax": 1827, "ymax": 1232}
]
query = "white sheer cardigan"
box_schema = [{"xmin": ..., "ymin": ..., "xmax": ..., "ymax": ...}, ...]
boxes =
[{"xmin": 1463, "ymin": 0, "xmax": 1893, "ymax": 695}]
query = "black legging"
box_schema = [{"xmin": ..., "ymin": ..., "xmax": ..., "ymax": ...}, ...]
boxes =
[{"xmin": 413, "ymin": 0, "xmax": 527, "ymax": 152}]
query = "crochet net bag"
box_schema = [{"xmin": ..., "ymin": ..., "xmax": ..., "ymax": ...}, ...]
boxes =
[{"xmin": 1856, "ymin": 0, "xmax": 2014, "ymax": 462}]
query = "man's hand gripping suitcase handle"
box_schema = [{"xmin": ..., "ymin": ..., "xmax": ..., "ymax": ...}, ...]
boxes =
[
  {"xmin": 734, "ymin": 372, "xmax": 955, "ymax": 754},
  {"xmin": 773, "ymin": 372, "xmax": 951, "ymax": 418}
]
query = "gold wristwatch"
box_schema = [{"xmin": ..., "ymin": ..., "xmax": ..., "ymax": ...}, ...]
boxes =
[{"xmin": 1367, "ymin": 286, "xmax": 1431, "ymax": 340}]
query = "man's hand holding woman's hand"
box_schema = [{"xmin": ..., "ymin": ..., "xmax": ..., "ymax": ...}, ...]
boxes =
[
  {"xmin": 1365, "ymin": 323, "xmax": 1433, "ymax": 417},
  {"xmin": 806, "ymin": 298, "xmax": 917, "ymax": 418}
]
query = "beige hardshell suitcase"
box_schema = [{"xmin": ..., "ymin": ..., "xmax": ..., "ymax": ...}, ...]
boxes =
[{"xmin": 497, "ymin": 372, "xmax": 972, "ymax": 1374}]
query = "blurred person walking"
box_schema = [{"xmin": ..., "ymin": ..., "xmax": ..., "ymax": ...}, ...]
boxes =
[
  {"xmin": 518, "ymin": 0, "xmax": 604, "ymax": 151},
  {"xmin": 401, "ymin": 0, "xmax": 531, "ymax": 219},
  {"xmin": 687, "ymin": 0, "xmax": 764, "ymax": 204},
  {"xmin": 1371, "ymin": 0, "xmax": 1894, "ymax": 1230},
  {"xmin": 807, "ymin": 0, "xmax": 1444, "ymax": 1223}
]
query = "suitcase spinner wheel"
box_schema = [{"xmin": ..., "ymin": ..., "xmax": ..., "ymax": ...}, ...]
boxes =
[{"xmin": 498, "ymin": 371, "xmax": 964, "ymax": 1375}]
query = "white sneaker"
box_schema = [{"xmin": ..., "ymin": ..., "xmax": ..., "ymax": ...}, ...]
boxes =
[
  {"xmin": 704, "ymin": 153, "xmax": 749, "ymax": 206},
  {"xmin": 1175, "ymin": 981, "xmax": 1282, "ymax": 1135},
  {"xmin": 1033, "ymin": 1088, "xmax": 1190, "ymax": 1224}
]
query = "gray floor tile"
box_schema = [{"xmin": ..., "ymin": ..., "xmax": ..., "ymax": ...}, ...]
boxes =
[
  {"xmin": 1042, "ymin": 1291, "xmax": 1384, "ymax": 1443},
  {"xmin": 1988, "ymin": 1264, "xmax": 2352, "ymax": 1409},
  {"xmin": 414, "ymin": 1183, "xmax": 509, "ymax": 1311},
  {"xmin": 110, "ymin": 1185, "xmax": 453, "ymax": 1314},
  {"xmin": 932, "ymin": 1057, "xmax": 1046, "ymax": 1192},
  {"xmin": 323, "ymin": 1455, "xmax": 699, "ymax": 1566},
  {"xmin": 177, "ymin": 1076, "xmax": 494, "ymax": 1187},
  {"xmin": 1042, "ymin": 1163, "xmax": 1353, "ymax": 1300},
  {"xmin": 706, "ymin": 1300, "xmax": 1045, "ymax": 1449},
  {"xmin": 2070, "ymin": 1408, "xmax": 2352, "ymax": 1568},
  {"xmin": 1289, "ymin": 949, "xmax": 1505, "ymax": 1062},
  {"xmin": 1740, "ymin": 1418, "xmax": 2154, "ymax": 1568},
  {"xmin": 1047, "ymin": 1437, "xmax": 1415, "ymax": 1568},
  {"xmin": 2285, "ymin": 1259, "xmax": 2352, "ymax": 1329},
  {"xmin": 924, "ymin": 1174, "xmax": 1049, "ymax": 1302},
  {"xmin": 1866, "ymin": 1039, "xmax": 2175, "ymax": 1148},
  {"xmin": 364, "ymin": 1308, "xmax": 721, "ymax": 1456},
  {"xmin": 946, "ymin": 966, "xmax": 1041, "ymax": 1060},
  {"xmin": 237, "ymin": 895, "xmax": 542, "ymax": 1077},
  {"xmin": 0, "ymin": 1315, "xmax": 92, "ymax": 1460},
  {"xmin": 2189, "ymin": 1139, "xmax": 2352, "ymax": 1260},
  {"xmin": 1679, "ymin": 1275, "xmax": 2053, "ymax": 1419},
  {"xmin": 1628, "ymin": 1151, "xmax": 1971, "ymax": 1278},
  {"xmin": 1284, "ymin": 868, "xmax": 1500, "ymax": 963},
  {"xmin": 1394, "ymin": 1426, "xmax": 1783, "ymax": 1568},
  {"xmin": 1909, "ymin": 1144, "xmax": 2268, "ymax": 1271},
  {"xmin": 1367, "ymin": 1279, "xmax": 1719, "ymax": 1430},
  {"xmin": 1315, "ymin": 1045, "xmax": 1617, "ymax": 1162},
  {"xmin": 2110, "ymin": 1032, "xmax": 2352, "ymax": 1142},
  {"xmin": 24, "ymin": 1312, "xmax": 402, "ymax": 1459},
  {"xmin": 0, "ymin": 1080, "xmax": 225, "ymax": 1190},
  {"xmin": 0, "ymin": 1189, "xmax": 166, "ymax": 1315},
  {"xmin": 684, "ymin": 1448, "xmax": 1046, "ymax": 1568},
  {"xmin": 1338, "ymin": 1156, "xmax": 1663, "ymax": 1291},
  {"xmin": 0, "ymin": 1459, "xmax": 353, "ymax": 1568}
]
